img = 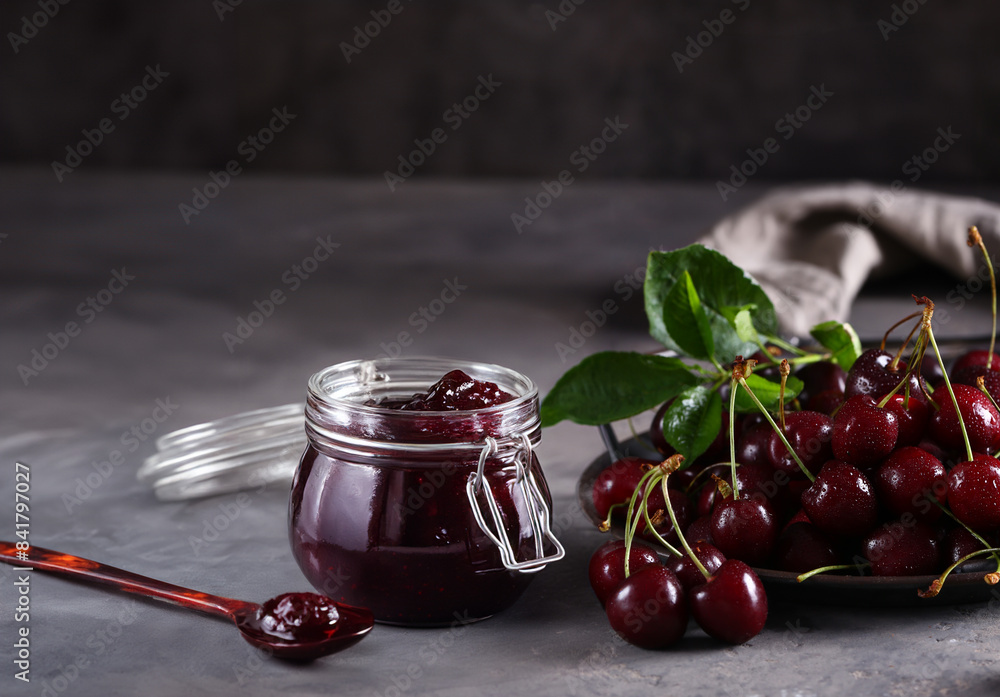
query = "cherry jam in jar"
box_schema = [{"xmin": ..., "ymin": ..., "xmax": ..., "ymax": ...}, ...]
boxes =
[{"xmin": 289, "ymin": 358, "xmax": 564, "ymax": 626}]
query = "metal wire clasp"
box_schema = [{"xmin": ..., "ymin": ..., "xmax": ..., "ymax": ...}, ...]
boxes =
[{"xmin": 466, "ymin": 434, "xmax": 565, "ymax": 573}]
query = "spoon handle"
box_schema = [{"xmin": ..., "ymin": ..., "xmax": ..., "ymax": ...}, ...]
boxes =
[{"xmin": 0, "ymin": 541, "xmax": 253, "ymax": 619}]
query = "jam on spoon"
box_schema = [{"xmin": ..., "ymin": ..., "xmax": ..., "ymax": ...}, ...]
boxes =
[
  {"xmin": 0, "ymin": 542, "xmax": 373, "ymax": 661},
  {"xmin": 256, "ymin": 592, "xmax": 341, "ymax": 643}
]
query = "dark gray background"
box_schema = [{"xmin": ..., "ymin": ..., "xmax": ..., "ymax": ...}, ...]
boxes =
[{"xmin": 1, "ymin": 0, "xmax": 997, "ymax": 180}]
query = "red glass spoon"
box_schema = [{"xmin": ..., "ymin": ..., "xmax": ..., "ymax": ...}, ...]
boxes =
[{"xmin": 0, "ymin": 542, "xmax": 373, "ymax": 661}]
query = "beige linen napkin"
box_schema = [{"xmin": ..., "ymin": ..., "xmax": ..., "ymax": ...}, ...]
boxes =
[{"xmin": 698, "ymin": 182, "xmax": 1000, "ymax": 336}]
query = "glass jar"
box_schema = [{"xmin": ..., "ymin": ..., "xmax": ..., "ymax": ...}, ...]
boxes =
[{"xmin": 289, "ymin": 357, "xmax": 564, "ymax": 626}]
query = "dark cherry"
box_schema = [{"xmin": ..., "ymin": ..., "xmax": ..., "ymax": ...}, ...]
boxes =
[
  {"xmin": 710, "ymin": 497, "xmax": 778, "ymax": 567},
  {"xmin": 787, "ymin": 478, "xmax": 811, "ymax": 509},
  {"xmin": 920, "ymin": 352, "xmax": 946, "ymax": 386},
  {"xmin": 916, "ymin": 439, "xmax": 951, "ymax": 466},
  {"xmin": 946, "ymin": 457, "xmax": 1000, "ymax": 533},
  {"xmin": 808, "ymin": 390, "xmax": 845, "ymax": 417},
  {"xmin": 380, "ymin": 369, "xmax": 514, "ymax": 410},
  {"xmin": 801, "ymin": 460, "xmax": 878, "ymax": 539},
  {"xmin": 650, "ymin": 400, "xmax": 675, "ymax": 455},
  {"xmin": 862, "ymin": 519, "xmax": 941, "ymax": 576},
  {"xmin": 689, "ymin": 560, "xmax": 768, "ymax": 644},
  {"xmin": 588, "ymin": 540, "xmax": 661, "ymax": 607},
  {"xmin": 963, "ymin": 366, "xmax": 1000, "ymax": 404},
  {"xmin": 665, "ymin": 541, "xmax": 726, "ymax": 592},
  {"xmin": 795, "ymin": 361, "xmax": 846, "ymax": 410},
  {"xmin": 639, "ymin": 488, "xmax": 693, "ymax": 548},
  {"xmin": 832, "ymin": 395, "xmax": 899, "ymax": 468},
  {"xmin": 605, "ymin": 564, "xmax": 688, "ymax": 649},
  {"xmin": 686, "ymin": 515, "xmax": 716, "ymax": 545},
  {"xmin": 708, "ymin": 461, "xmax": 792, "ymax": 520},
  {"xmin": 735, "ymin": 461, "xmax": 790, "ymax": 514},
  {"xmin": 883, "ymin": 393, "xmax": 931, "ymax": 448},
  {"xmin": 736, "ymin": 422, "xmax": 775, "ymax": 469},
  {"xmin": 783, "ymin": 507, "xmax": 812, "ymax": 528},
  {"xmin": 876, "ymin": 446, "xmax": 947, "ymax": 521},
  {"xmin": 740, "ymin": 413, "xmax": 767, "ymax": 434},
  {"xmin": 775, "ymin": 522, "xmax": 840, "ymax": 573},
  {"xmin": 638, "ymin": 477, "xmax": 667, "ymax": 516},
  {"xmin": 697, "ymin": 478, "xmax": 719, "ymax": 519},
  {"xmin": 696, "ymin": 463, "xmax": 768, "ymax": 518},
  {"xmin": 952, "ymin": 366, "xmax": 1000, "ymax": 412},
  {"xmin": 592, "ymin": 457, "xmax": 656, "ymax": 520},
  {"xmin": 700, "ymin": 410, "xmax": 737, "ymax": 465},
  {"xmin": 767, "ymin": 410, "xmax": 834, "ymax": 477},
  {"xmin": 952, "ymin": 350, "xmax": 1000, "ymax": 375},
  {"xmin": 845, "ymin": 348, "xmax": 924, "ymax": 402},
  {"xmin": 667, "ymin": 466, "xmax": 701, "ymax": 492},
  {"xmin": 942, "ymin": 527, "xmax": 991, "ymax": 567},
  {"xmin": 929, "ymin": 384, "xmax": 1000, "ymax": 454}
]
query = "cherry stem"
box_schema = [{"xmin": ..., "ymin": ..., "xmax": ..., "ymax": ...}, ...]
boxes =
[
  {"xmin": 876, "ymin": 337, "xmax": 924, "ymax": 409},
  {"xmin": 623, "ymin": 467, "xmax": 661, "ymax": 577},
  {"xmin": 880, "ymin": 309, "xmax": 922, "ymax": 352},
  {"xmin": 728, "ymin": 372, "xmax": 740, "ymax": 500},
  {"xmin": 625, "ymin": 416, "xmax": 655, "ymax": 454},
  {"xmin": 628, "ymin": 471, "xmax": 683, "ymax": 557},
  {"xmin": 683, "ymin": 462, "xmax": 729, "ymax": 495},
  {"xmin": 889, "ymin": 316, "xmax": 923, "ymax": 371},
  {"xmin": 784, "ymin": 353, "xmax": 828, "ymax": 367},
  {"xmin": 639, "ymin": 499, "xmax": 683, "ymax": 558},
  {"xmin": 929, "ymin": 495, "xmax": 1000, "ymax": 573},
  {"xmin": 875, "ymin": 375, "xmax": 906, "ymax": 409},
  {"xmin": 926, "ymin": 320, "xmax": 974, "ymax": 462},
  {"xmin": 969, "ymin": 226, "xmax": 996, "ymax": 369},
  {"xmin": 765, "ymin": 335, "xmax": 809, "ymax": 357},
  {"xmin": 976, "ymin": 376, "xmax": 1000, "ymax": 423},
  {"xmin": 737, "ymin": 377, "xmax": 816, "ymax": 482},
  {"xmin": 918, "ymin": 546, "xmax": 1000, "ymax": 599},
  {"xmin": 778, "ymin": 359, "xmax": 790, "ymax": 432},
  {"xmin": 660, "ymin": 473, "xmax": 711, "ymax": 580},
  {"xmin": 796, "ymin": 563, "xmax": 861, "ymax": 583},
  {"xmin": 909, "ymin": 332, "xmax": 939, "ymax": 410},
  {"xmin": 598, "ymin": 502, "xmax": 628, "ymax": 532},
  {"xmin": 751, "ymin": 343, "xmax": 781, "ymax": 366}
]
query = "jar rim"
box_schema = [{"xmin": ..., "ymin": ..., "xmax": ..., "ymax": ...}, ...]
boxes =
[
  {"xmin": 304, "ymin": 357, "xmax": 540, "ymax": 462},
  {"xmin": 306, "ymin": 356, "xmax": 538, "ymax": 418}
]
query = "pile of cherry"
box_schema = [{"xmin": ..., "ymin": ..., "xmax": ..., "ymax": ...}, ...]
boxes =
[{"xmin": 590, "ymin": 311, "xmax": 1000, "ymax": 648}]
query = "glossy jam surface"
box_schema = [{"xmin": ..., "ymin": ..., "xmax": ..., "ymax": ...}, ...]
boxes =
[
  {"xmin": 375, "ymin": 370, "xmax": 515, "ymax": 411},
  {"xmin": 290, "ymin": 447, "xmax": 549, "ymax": 626},
  {"xmin": 258, "ymin": 592, "xmax": 340, "ymax": 642}
]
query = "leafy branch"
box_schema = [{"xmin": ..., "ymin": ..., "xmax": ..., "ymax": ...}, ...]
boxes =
[{"xmin": 541, "ymin": 244, "xmax": 861, "ymax": 464}]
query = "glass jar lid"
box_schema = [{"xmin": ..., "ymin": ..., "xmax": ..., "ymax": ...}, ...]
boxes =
[{"xmin": 137, "ymin": 403, "xmax": 305, "ymax": 501}]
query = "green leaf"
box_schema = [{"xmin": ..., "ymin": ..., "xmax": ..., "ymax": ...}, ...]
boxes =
[
  {"xmin": 732, "ymin": 374, "xmax": 803, "ymax": 413},
  {"xmin": 541, "ymin": 351, "xmax": 702, "ymax": 427},
  {"xmin": 729, "ymin": 307, "xmax": 759, "ymax": 344},
  {"xmin": 661, "ymin": 386, "xmax": 722, "ymax": 462},
  {"xmin": 645, "ymin": 245, "xmax": 777, "ymax": 362},
  {"xmin": 662, "ymin": 271, "xmax": 715, "ymax": 360},
  {"xmin": 810, "ymin": 320, "xmax": 862, "ymax": 371}
]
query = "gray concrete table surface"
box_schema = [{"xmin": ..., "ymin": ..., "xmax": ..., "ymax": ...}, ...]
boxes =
[{"xmin": 1, "ymin": 167, "xmax": 999, "ymax": 697}]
